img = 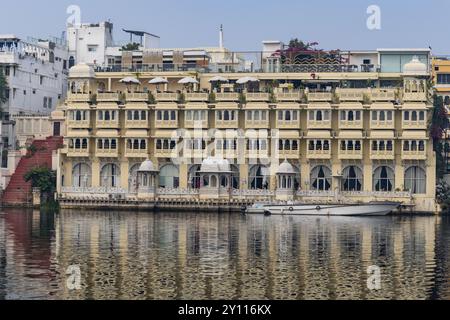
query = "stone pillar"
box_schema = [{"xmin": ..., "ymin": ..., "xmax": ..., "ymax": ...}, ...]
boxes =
[
  {"xmin": 32, "ymin": 188, "xmax": 41, "ymax": 208},
  {"xmin": 363, "ymin": 162, "xmax": 373, "ymax": 192},
  {"xmin": 64, "ymin": 159, "xmax": 73, "ymax": 188},
  {"xmin": 179, "ymin": 163, "xmax": 188, "ymax": 189},
  {"xmin": 300, "ymin": 162, "xmax": 309, "ymax": 190},
  {"xmin": 331, "ymin": 162, "xmax": 342, "ymax": 192},
  {"xmin": 239, "ymin": 164, "xmax": 249, "ymax": 190},
  {"xmin": 92, "ymin": 160, "xmax": 101, "ymax": 187},
  {"xmin": 120, "ymin": 161, "xmax": 129, "ymax": 190},
  {"xmin": 395, "ymin": 162, "xmax": 404, "ymax": 191}
]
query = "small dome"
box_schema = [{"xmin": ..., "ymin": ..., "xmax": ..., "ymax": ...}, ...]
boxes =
[
  {"xmin": 403, "ymin": 56, "xmax": 427, "ymax": 76},
  {"xmin": 277, "ymin": 160, "xmax": 296, "ymax": 175},
  {"xmin": 139, "ymin": 160, "xmax": 158, "ymax": 172},
  {"xmin": 69, "ymin": 63, "xmax": 95, "ymax": 79},
  {"xmin": 200, "ymin": 157, "xmax": 231, "ymax": 173}
]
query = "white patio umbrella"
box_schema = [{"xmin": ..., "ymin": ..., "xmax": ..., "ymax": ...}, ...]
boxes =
[
  {"xmin": 209, "ymin": 76, "xmax": 229, "ymax": 83},
  {"xmin": 149, "ymin": 77, "xmax": 169, "ymax": 85},
  {"xmin": 236, "ymin": 76, "xmax": 259, "ymax": 84},
  {"xmin": 119, "ymin": 77, "xmax": 141, "ymax": 85},
  {"xmin": 178, "ymin": 77, "xmax": 199, "ymax": 85}
]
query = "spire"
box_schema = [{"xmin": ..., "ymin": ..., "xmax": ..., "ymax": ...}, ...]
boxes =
[{"xmin": 219, "ymin": 24, "xmax": 224, "ymax": 49}]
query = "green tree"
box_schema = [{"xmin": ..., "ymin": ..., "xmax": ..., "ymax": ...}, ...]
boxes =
[
  {"xmin": 121, "ymin": 42, "xmax": 140, "ymax": 51},
  {"xmin": 288, "ymin": 38, "xmax": 318, "ymax": 50},
  {"xmin": 0, "ymin": 68, "xmax": 8, "ymax": 114},
  {"xmin": 24, "ymin": 167, "xmax": 57, "ymax": 203}
]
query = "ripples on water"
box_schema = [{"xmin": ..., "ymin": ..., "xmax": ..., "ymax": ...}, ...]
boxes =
[{"xmin": 0, "ymin": 209, "xmax": 449, "ymax": 300}]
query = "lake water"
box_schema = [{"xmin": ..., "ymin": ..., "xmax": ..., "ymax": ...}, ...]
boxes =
[{"xmin": 0, "ymin": 208, "xmax": 449, "ymax": 300}]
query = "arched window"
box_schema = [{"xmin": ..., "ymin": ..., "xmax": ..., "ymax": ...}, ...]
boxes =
[
  {"xmin": 134, "ymin": 111, "xmax": 140, "ymax": 120},
  {"xmin": 210, "ymin": 175, "xmax": 218, "ymax": 187},
  {"xmin": 188, "ymin": 165, "xmax": 201, "ymax": 189},
  {"xmin": 411, "ymin": 111, "xmax": 418, "ymax": 121},
  {"xmin": 379, "ymin": 111, "xmax": 385, "ymax": 121},
  {"xmin": 285, "ymin": 111, "xmax": 291, "ymax": 121},
  {"xmin": 373, "ymin": 166, "xmax": 394, "ymax": 192},
  {"xmin": 141, "ymin": 111, "xmax": 147, "ymax": 120},
  {"xmin": 247, "ymin": 111, "xmax": 253, "ymax": 121},
  {"xmin": 404, "ymin": 111, "xmax": 410, "ymax": 121},
  {"xmin": 249, "ymin": 165, "xmax": 269, "ymax": 190},
  {"xmin": 404, "ymin": 166, "xmax": 426, "ymax": 194},
  {"xmin": 76, "ymin": 111, "xmax": 82, "ymax": 121},
  {"xmin": 348, "ymin": 111, "xmax": 354, "ymax": 121},
  {"xmin": 164, "ymin": 111, "xmax": 169, "ymax": 121},
  {"xmin": 342, "ymin": 166, "xmax": 363, "ymax": 191},
  {"xmin": 311, "ymin": 165, "xmax": 332, "ymax": 191},
  {"xmin": 140, "ymin": 140, "xmax": 146, "ymax": 150},
  {"xmin": 224, "ymin": 110, "xmax": 230, "ymax": 121},
  {"xmin": 160, "ymin": 164, "xmax": 180, "ymax": 188},
  {"xmin": 72, "ymin": 163, "xmax": 92, "ymax": 187},
  {"xmin": 419, "ymin": 111, "xmax": 425, "ymax": 121},
  {"xmin": 171, "ymin": 111, "xmax": 176, "ymax": 120},
  {"xmin": 231, "ymin": 165, "xmax": 240, "ymax": 189},
  {"xmin": 82, "ymin": 139, "xmax": 88, "ymax": 149},
  {"xmin": 98, "ymin": 111, "xmax": 104, "ymax": 121},
  {"xmin": 133, "ymin": 140, "xmax": 139, "ymax": 150},
  {"xmin": 254, "ymin": 110, "xmax": 260, "ymax": 121},
  {"xmin": 75, "ymin": 139, "xmax": 81, "ymax": 149},
  {"xmin": 129, "ymin": 164, "xmax": 140, "ymax": 192},
  {"xmin": 100, "ymin": 164, "xmax": 121, "ymax": 188},
  {"xmin": 316, "ymin": 110, "xmax": 323, "ymax": 121}
]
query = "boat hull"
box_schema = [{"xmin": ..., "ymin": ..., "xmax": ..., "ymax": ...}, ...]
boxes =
[{"xmin": 246, "ymin": 202, "xmax": 401, "ymax": 216}]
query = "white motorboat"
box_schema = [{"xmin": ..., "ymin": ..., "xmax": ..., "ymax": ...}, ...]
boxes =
[{"xmin": 245, "ymin": 202, "xmax": 402, "ymax": 216}]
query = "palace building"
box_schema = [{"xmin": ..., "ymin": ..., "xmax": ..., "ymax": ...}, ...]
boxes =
[{"xmin": 54, "ymin": 47, "xmax": 437, "ymax": 213}]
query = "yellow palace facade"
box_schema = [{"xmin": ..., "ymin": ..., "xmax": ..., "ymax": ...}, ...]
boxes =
[{"xmin": 55, "ymin": 48, "xmax": 437, "ymax": 213}]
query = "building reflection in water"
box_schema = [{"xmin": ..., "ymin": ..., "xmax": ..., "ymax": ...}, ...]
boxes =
[{"xmin": 0, "ymin": 209, "xmax": 449, "ymax": 300}]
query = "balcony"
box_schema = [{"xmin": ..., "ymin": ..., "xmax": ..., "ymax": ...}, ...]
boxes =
[
  {"xmin": 155, "ymin": 149, "xmax": 177, "ymax": 158},
  {"xmin": 68, "ymin": 119, "xmax": 90, "ymax": 129},
  {"xmin": 125, "ymin": 148, "xmax": 148, "ymax": 158},
  {"xmin": 215, "ymin": 119, "xmax": 239, "ymax": 129},
  {"xmin": 246, "ymin": 149, "xmax": 269, "ymax": 159},
  {"xmin": 126, "ymin": 92, "xmax": 148, "ymax": 102},
  {"xmin": 339, "ymin": 120, "xmax": 363, "ymax": 130},
  {"xmin": 276, "ymin": 120, "xmax": 300, "ymax": 129},
  {"xmin": 125, "ymin": 119, "xmax": 149, "ymax": 129},
  {"xmin": 185, "ymin": 119, "xmax": 208, "ymax": 129},
  {"xmin": 338, "ymin": 149, "xmax": 363, "ymax": 160},
  {"xmin": 96, "ymin": 119, "xmax": 120, "ymax": 129},
  {"xmin": 307, "ymin": 120, "xmax": 332, "ymax": 130},
  {"xmin": 68, "ymin": 93, "xmax": 91, "ymax": 102},
  {"xmin": 402, "ymin": 149, "xmax": 427, "ymax": 160},
  {"xmin": 308, "ymin": 92, "xmax": 332, "ymax": 102},
  {"xmin": 155, "ymin": 119, "xmax": 178, "ymax": 129},
  {"xmin": 403, "ymin": 92, "xmax": 427, "ymax": 102},
  {"xmin": 306, "ymin": 149, "xmax": 331, "ymax": 160},
  {"xmin": 155, "ymin": 92, "xmax": 179, "ymax": 102},
  {"xmin": 97, "ymin": 92, "xmax": 121, "ymax": 102},
  {"xmin": 246, "ymin": 92, "xmax": 270, "ymax": 102},
  {"xmin": 369, "ymin": 89, "xmax": 396, "ymax": 101},
  {"xmin": 338, "ymin": 89, "xmax": 365, "ymax": 102},
  {"xmin": 66, "ymin": 148, "xmax": 90, "ymax": 157},
  {"xmin": 215, "ymin": 92, "xmax": 239, "ymax": 101},
  {"xmin": 185, "ymin": 92, "xmax": 209, "ymax": 102},
  {"xmin": 370, "ymin": 120, "xmax": 395, "ymax": 130},
  {"xmin": 370, "ymin": 149, "xmax": 395, "ymax": 160},
  {"xmin": 246, "ymin": 119, "xmax": 270, "ymax": 129},
  {"xmin": 96, "ymin": 148, "xmax": 119, "ymax": 158},
  {"xmin": 403, "ymin": 120, "xmax": 427, "ymax": 130},
  {"xmin": 278, "ymin": 149, "xmax": 300, "ymax": 159},
  {"xmin": 276, "ymin": 91, "xmax": 301, "ymax": 102}
]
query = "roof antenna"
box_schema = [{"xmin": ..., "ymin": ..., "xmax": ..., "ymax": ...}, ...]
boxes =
[{"xmin": 219, "ymin": 24, "xmax": 224, "ymax": 49}]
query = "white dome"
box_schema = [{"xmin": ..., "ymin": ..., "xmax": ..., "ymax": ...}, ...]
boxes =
[
  {"xmin": 403, "ymin": 56, "xmax": 427, "ymax": 76},
  {"xmin": 200, "ymin": 157, "xmax": 231, "ymax": 173},
  {"xmin": 277, "ymin": 160, "xmax": 296, "ymax": 175},
  {"xmin": 69, "ymin": 63, "xmax": 95, "ymax": 79},
  {"xmin": 138, "ymin": 160, "xmax": 158, "ymax": 172}
]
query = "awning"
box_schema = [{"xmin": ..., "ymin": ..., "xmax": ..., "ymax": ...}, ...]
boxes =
[
  {"xmin": 275, "ymin": 102, "xmax": 301, "ymax": 110},
  {"xmin": 155, "ymin": 102, "xmax": 178, "ymax": 110},
  {"xmin": 66, "ymin": 130, "xmax": 90, "ymax": 138},
  {"xmin": 306, "ymin": 130, "xmax": 331, "ymax": 139},
  {"xmin": 96, "ymin": 103, "xmax": 120, "ymax": 110},
  {"xmin": 338, "ymin": 102, "xmax": 364, "ymax": 110},
  {"xmin": 244, "ymin": 102, "xmax": 270, "ymax": 110},
  {"xmin": 96, "ymin": 129, "xmax": 120, "ymax": 138},
  {"xmin": 307, "ymin": 103, "xmax": 331, "ymax": 110},
  {"xmin": 338, "ymin": 131, "xmax": 364, "ymax": 139},
  {"xmin": 124, "ymin": 130, "xmax": 149, "ymax": 138},
  {"xmin": 370, "ymin": 130, "xmax": 395, "ymax": 139},
  {"xmin": 371, "ymin": 102, "xmax": 395, "ymax": 110},
  {"xmin": 67, "ymin": 103, "xmax": 91, "ymax": 110},
  {"xmin": 402, "ymin": 103, "xmax": 428, "ymax": 110},
  {"xmin": 185, "ymin": 102, "xmax": 209, "ymax": 110},
  {"xmin": 216, "ymin": 102, "xmax": 239, "ymax": 110},
  {"xmin": 276, "ymin": 130, "xmax": 301, "ymax": 139},
  {"xmin": 401, "ymin": 131, "xmax": 428, "ymax": 139},
  {"xmin": 124, "ymin": 102, "xmax": 149, "ymax": 110}
]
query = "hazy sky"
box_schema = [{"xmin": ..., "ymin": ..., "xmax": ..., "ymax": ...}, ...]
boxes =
[{"xmin": 1, "ymin": 0, "xmax": 450, "ymax": 54}]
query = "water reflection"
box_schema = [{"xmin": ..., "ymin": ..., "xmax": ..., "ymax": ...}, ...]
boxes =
[{"xmin": 0, "ymin": 209, "xmax": 449, "ymax": 300}]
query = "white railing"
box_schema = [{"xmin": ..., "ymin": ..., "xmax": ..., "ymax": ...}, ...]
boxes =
[
  {"xmin": 62, "ymin": 187, "xmax": 128, "ymax": 194},
  {"xmin": 297, "ymin": 190, "xmax": 412, "ymax": 198},
  {"xmin": 157, "ymin": 188, "xmax": 200, "ymax": 196},
  {"xmin": 232, "ymin": 189, "xmax": 274, "ymax": 197}
]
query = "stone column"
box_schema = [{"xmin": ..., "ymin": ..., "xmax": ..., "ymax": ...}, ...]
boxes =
[
  {"xmin": 300, "ymin": 162, "xmax": 310, "ymax": 190},
  {"xmin": 120, "ymin": 161, "xmax": 129, "ymax": 190},
  {"xmin": 179, "ymin": 163, "xmax": 188, "ymax": 189},
  {"xmin": 395, "ymin": 161, "xmax": 404, "ymax": 191},
  {"xmin": 239, "ymin": 164, "xmax": 249, "ymax": 190},
  {"xmin": 91, "ymin": 160, "xmax": 101, "ymax": 187},
  {"xmin": 363, "ymin": 162, "xmax": 373, "ymax": 192}
]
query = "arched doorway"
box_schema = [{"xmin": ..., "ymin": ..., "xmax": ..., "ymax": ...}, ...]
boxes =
[
  {"xmin": 100, "ymin": 163, "xmax": 121, "ymax": 188},
  {"xmin": 188, "ymin": 165, "xmax": 202, "ymax": 189},
  {"xmin": 373, "ymin": 166, "xmax": 394, "ymax": 192},
  {"xmin": 311, "ymin": 165, "xmax": 332, "ymax": 191},
  {"xmin": 72, "ymin": 163, "xmax": 91, "ymax": 187},
  {"xmin": 342, "ymin": 166, "xmax": 363, "ymax": 191},
  {"xmin": 159, "ymin": 164, "xmax": 179, "ymax": 188},
  {"xmin": 249, "ymin": 165, "xmax": 269, "ymax": 190},
  {"xmin": 129, "ymin": 164, "xmax": 140, "ymax": 192},
  {"xmin": 404, "ymin": 166, "xmax": 426, "ymax": 194}
]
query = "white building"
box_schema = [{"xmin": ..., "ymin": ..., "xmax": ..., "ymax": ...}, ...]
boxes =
[{"xmin": 0, "ymin": 34, "xmax": 68, "ymax": 186}]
